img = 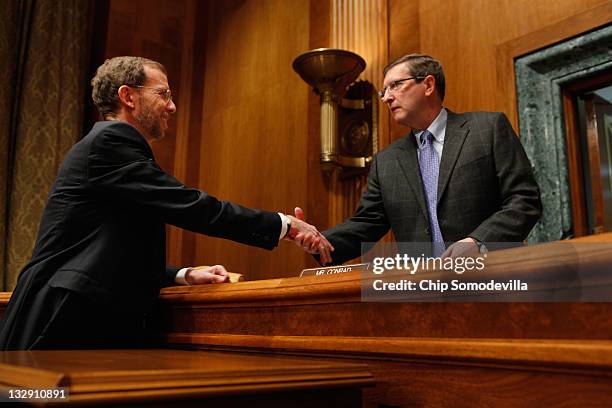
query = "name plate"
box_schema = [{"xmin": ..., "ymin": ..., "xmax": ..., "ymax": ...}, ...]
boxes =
[{"xmin": 300, "ymin": 263, "xmax": 370, "ymax": 277}]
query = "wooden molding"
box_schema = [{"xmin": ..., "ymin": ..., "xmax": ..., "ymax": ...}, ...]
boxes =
[
  {"xmin": 563, "ymin": 88, "xmax": 588, "ymax": 237},
  {"xmin": 0, "ymin": 292, "xmax": 10, "ymax": 319},
  {"xmin": 0, "ymin": 292, "xmax": 10, "ymax": 303},
  {"xmin": 584, "ymin": 95, "xmax": 606, "ymax": 233},
  {"xmin": 563, "ymin": 71, "xmax": 612, "ymax": 237},
  {"xmin": 164, "ymin": 333, "xmax": 612, "ymax": 374}
]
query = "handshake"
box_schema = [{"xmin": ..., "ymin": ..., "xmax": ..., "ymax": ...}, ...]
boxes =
[
  {"xmin": 283, "ymin": 207, "xmax": 334, "ymax": 265},
  {"xmin": 184, "ymin": 206, "xmax": 334, "ymax": 286}
]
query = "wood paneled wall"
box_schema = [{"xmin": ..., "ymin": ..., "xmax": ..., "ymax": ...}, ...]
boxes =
[
  {"xmin": 416, "ymin": 0, "xmax": 610, "ymax": 124},
  {"xmin": 104, "ymin": 0, "xmax": 191, "ymax": 174},
  {"xmin": 100, "ymin": 0, "xmax": 611, "ymax": 280},
  {"xmin": 193, "ymin": 0, "xmax": 311, "ymax": 279},
  {"xmin": 388, "ymin": 1, "xmax": 420, "ymax": 141}
]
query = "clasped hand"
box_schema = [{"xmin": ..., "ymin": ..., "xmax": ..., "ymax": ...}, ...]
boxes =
[{"xmin": 283, "ymin": 207, "xmax": 334, "ymax": 265}]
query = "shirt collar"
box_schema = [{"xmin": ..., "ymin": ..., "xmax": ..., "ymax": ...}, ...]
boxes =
[{"xmin": 414, "ymin": 108, "xmax": 447, "ymax": 144}]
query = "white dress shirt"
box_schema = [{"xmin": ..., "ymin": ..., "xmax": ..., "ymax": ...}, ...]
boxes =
[{"xmin": 414, "ymin": 108, "xmax": 447, "ymax": 158}]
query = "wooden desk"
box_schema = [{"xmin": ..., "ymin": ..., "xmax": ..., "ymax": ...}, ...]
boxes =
[
  {"xmin": 158, "ymin": 239, "xmax": 612, "ymax": 407},
  {"xmin": 2, "ymin": 237, "xmax": 612, "ymax": 406},
  {"xmin": 0, "ymin": 349, "xmax": 373, "ymax": 407}
]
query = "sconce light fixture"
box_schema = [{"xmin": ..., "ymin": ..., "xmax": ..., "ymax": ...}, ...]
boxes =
[{"xmin": 293, "ymin": 48, "xmax": 377, "ymax": 174}]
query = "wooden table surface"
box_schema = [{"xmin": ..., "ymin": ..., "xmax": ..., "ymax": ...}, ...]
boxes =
[{"xmin": 0, "ymin": 349, "xmax": 373, "ymax": 406}]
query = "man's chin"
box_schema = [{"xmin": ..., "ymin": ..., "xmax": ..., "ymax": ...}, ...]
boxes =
[
  {"xmin": 391, "ymin": 111, "xmax": 406, "ymax": 123},
  {"xmin": 151, "ymin": 124, "xmax": 165, "ymax": 140},
  {"xmin": 144, "ymin": 128, "xmax": 164, "ymax": 141}
]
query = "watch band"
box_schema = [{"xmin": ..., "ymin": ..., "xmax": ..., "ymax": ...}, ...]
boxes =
[{"xmin": 475, "ymin": 240, "xmax": 487, "ymax": 254}]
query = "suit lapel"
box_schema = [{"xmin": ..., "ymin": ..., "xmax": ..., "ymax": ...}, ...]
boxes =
[
  {"xmin": 396, "ymin": 133, "xmax": 429, "ymax": 220},
  {"xmin": 437, "ymin": 111, "xmax": 469, "ymax": 203}
]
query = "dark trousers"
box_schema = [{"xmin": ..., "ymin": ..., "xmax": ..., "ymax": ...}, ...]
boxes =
[{"xmin": 0, "ymin": 284, "xmax": 152, "ymax": 350}]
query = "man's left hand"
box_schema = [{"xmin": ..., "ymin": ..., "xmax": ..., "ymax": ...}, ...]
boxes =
[{"xmin": 186, "ymin": 264, "xmax": 230, "ymax": 284}]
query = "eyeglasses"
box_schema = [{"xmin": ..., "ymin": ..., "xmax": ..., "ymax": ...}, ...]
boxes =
[
  {"xmin": 129, "ymin": 85, "xmax": 173, "ymax": 102},
  {"xmin": 377, "ymin": 76, "xmax": 425, "ymax": 99}
]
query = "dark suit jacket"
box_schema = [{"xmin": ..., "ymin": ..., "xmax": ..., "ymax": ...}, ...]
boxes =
[
  {"xmin": 324, "ymin": 111, "xmax": 542, "ymax": 264},
  {"xmin": 0, "ymin": 121, "xmax": 281, "ymax": 349}
]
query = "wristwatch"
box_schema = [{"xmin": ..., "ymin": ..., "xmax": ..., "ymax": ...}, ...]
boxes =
[{"xmin": 474, "ymin": 239, "xmax": 487, "ymax": 254}]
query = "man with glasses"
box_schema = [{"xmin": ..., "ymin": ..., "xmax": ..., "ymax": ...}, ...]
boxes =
[
  {"xmin": 0, "ymin": 56, "xmax": 333, "ymax": 350},
  {"xmin": 314, "ymin": 54, "xmax": 541, "ymax": 264}
]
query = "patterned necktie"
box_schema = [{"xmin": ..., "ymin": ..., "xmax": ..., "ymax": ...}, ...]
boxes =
[{"xmin": 418, "ymin": 130, "xmax": 445, "ymax": 254}]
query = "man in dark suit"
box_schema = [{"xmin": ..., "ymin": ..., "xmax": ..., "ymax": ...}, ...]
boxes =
[
  {"xmin": 0, "ymin": 56, "xmax": 332, "ymax": 350},
  {"xmin": 317, "ymin": 54, "xmax": 541, "ymax": 264}
]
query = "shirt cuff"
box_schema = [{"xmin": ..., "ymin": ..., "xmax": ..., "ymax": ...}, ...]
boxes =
[
  {"xmin": 278, "ymin": 212, "xmax": 289, "ymax": 241},
  {"xmin": 175, "ymin": 267, "xmax": 191, "ymax": 285}
]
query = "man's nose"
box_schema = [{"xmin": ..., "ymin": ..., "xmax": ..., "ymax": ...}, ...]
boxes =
[
  {"xmin": 167, "ymin": 99, "xmax": 177, "ymax": 113},
  {"xmin": 381, "ymin": 91, "xmax": 393, "ymax": 104}
]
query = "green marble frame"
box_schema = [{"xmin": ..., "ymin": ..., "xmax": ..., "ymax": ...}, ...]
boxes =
[{"xmin": 515, "ymin": 25, "xmax": 612, "ymax": 242}]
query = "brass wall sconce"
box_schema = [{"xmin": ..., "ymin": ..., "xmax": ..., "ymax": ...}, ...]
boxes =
[{"xmin": 293, "ymin": 48, "xmax": 377, "ymax": 174}]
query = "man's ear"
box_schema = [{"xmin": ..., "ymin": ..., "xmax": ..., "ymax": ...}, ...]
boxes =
[
  {"xmin": 423, "ymin": 75, "xmax": 437, "ymax": 97},
  {"xmin": 117, "ymin": 85, "xmax": 136, "ymax": 109}
]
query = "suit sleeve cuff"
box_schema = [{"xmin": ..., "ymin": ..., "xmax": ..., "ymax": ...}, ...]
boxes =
[
  {"xmin": 175, "ymin": 267, "xmax": 191, "ymax": 285},
  {"xmin": 278, "ymin": 213, "xmax": 289, "ymax": 241}
]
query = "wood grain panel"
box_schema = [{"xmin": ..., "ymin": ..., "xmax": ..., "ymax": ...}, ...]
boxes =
[
  {"xmin": 161, "ymin": 299, "xmax": 612, "ymax": 341},
  {"xmin": 194, "ymin": 0, "xmax": 311, "ymax": 280},
  {"xmin": 418, "ymin": 0, "xmax": 610, "ymax": 119},
  {"xmin": 388, "ymin": 0, "xmax": 420, "ymax": 142},
  {"xmin": 360, "ymin": 359, "xmax": 611, "ymax": 408},
  {"xmin": 166, "ymin": 0, "xmax": 198, "ymax": 266},
  {"xmin": 105, "ymin": 0, "xmax": 189, "ymax": 174},
  {"xmin": 164, "ymin": 336, "xmax": 612, "ymax": 406},
  {"xmin": 168, "ymin": 0, "xmax": 209, "ymax": 265},
  {"xmin": 0, "ymin": 286, "xmax": 551, "ymax": 339}
]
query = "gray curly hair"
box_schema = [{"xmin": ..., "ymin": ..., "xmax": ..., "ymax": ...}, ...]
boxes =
[{"xmin": 91, "ymin": 56, "xmax": 166, "ymax": 118}]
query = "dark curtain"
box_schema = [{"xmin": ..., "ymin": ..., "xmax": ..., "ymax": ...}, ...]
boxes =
[{"xmin": 0, "ymin": 0, "xmax": 94, "ymax": 290}]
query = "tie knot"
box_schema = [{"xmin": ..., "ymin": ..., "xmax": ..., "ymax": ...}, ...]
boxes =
[{"xmin": 420, "ymin": 130, "xmax": 434, "ymax": 146}]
